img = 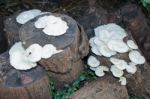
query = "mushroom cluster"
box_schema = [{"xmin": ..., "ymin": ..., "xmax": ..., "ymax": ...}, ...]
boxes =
[
  {"xmin": 9, "ymin": 9, "xmax": 67, "ymax": 70},
  {"xmin": 9, "ymin": 42, "xmax": 63, "ymax": 70},
  {"xmin": 88, "ymin": 23, "xmax": 145, "ymax": 85}
]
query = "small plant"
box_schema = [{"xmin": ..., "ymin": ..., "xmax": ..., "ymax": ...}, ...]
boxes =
[
  {"xmin": 49, "ymin": 69, "xmax": 97, "ymax": 99},
  {"xmin": 141, "ymin": 0, "xmax": 150, "ymax": 11}
]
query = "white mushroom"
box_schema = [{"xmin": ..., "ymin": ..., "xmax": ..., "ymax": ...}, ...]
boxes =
[
  {"xmin": 98, "ymin": 45, "xmax": 116, "ymax": 57},
  {"xmin": 89, "ymin": 37, "xmax": 95, "ymax": 47},
  {"xmin": 9, "ymin": 42, "xmax": 25, "ymax": 55},
  {"xmin": 95, "ymin": 66, "xmax": 109, "ymax": 77},
  {"xmin": 110, "ymin": 65, "xmax": 124, "ymax": 78},
  {"xmin": 89, "ymin": 67, "xmax": 97, "ymax": 71},
  {"xmin": 125, "ymin": 62, "xmax": 137, "ymax": 74},
  {"xmin": 35, "ymin": 15, "xmax": 69, "ymax": 36},
  {"xmin": 10, "ymin": 51, "xmax": 37, "ymax": 70},
  {"xmin": 94, "ymin": 23, "xmax": 127, "ymax": 41},
  {"xmin": 41, "ymin": 44, "xmax": 63, "ymax": 59},
  {"xmin": 110, "ymin": 57, "xmax": 127, "ymax": 70},
  {"xmin": 129, "ymin": 50, "xmax": 145, "ymax": 64},
  {"xmin": 93, "ymin": 37, "xmax": 105, "ymax": 46},
  {"xmin": 25, "ymin": 44, "xmax": 42, "ymax": 62},
  {"xmin": 16, "ymin": 9, "xmax": 41, "ymax": 24},
  {"xmin": 127, "ymin": 40, "xmax": 138, "ymax": 50},
  {"xmin": 119, "ymin": 77, "xmax": 127, "ymax": 85},
  {"xmin": 107, "ymin": 39, "xmax": 129, "ymax": 53},
  {"xmin": 87, "ymin": 56, "xmax": 100, "ymax": 67},
  {"xmin": 91, "ymin": 46, "xmax": 102, "ymax": 56}
]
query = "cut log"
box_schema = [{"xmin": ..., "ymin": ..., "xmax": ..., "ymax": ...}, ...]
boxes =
[
  {"xmin": 4, "ymin": 12, "xmax": 22, "ymax": 47},
  {"xmin": 0, "ymin": 16, "xmax": 8, "ymax": 53},
  {"xmin": 69, "ymin": 76, "xmax": 128, "ymax": 99},
  {"xmin": 0, "ymin": 51, "xmax": 52, "ymax": 99},
  {"xmin": 19, "ymin": 13, "xmax": 89, "ymax": 88}
]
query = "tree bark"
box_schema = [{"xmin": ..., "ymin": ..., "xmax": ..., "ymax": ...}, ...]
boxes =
[{"xmin": 0, "ymin": 51, "xmax": 52, "ymax": 99}]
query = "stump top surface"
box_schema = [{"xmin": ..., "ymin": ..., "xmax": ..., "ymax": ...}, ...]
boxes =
[{"xmin": 19, "ymin": 13, "xmax": 79, "ymax": 49}]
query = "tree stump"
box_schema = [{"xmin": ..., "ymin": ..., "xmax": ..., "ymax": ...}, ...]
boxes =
[
  {"xmin": 0, "ymin": 51, "xmax": 52, "ymax": 99},
  {"xmin": 4, "ymin": 12, "xmax": 22, "ymax": 47},
  {"xmin": 18, "ymin": 13, "xmax": 89, "ymax": 88},
  {"xmin": 0, "ymin": 16, "xmax": 8, "ymax": 53}
]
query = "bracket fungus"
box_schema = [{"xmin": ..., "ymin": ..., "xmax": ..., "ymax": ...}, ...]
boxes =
[
  {"xmin": 125, "ymin": 62, "xmax": 137, "ymax": 74},
  {"xmin": 119, "ymin": 77, "xmax": 127, "ymax": 86},
  {"xmin": 95, "ymin": 66, "xmax": 109, "ymax": 77},
  {"xmin": 35, "ymin": 15, "xmax": 69, "ymax": 36},
  {"xmin": 127, "ymin": 40, "xmax": 138, "ymax": 50},
  {"xmin": 87, "ymin": 56, "xmax": 100, "ymax": 67},
  {"xmin": 110, "ymin": 65, "xmax": 124, "ymax": 78},
  {"xmin": 110, "ymin": 57, "xmax": 127, "ymax": 70},
  {"xmin": 129, "ymin": 50, "xmax": 145, "ymax": 64},
  {"xmin": 16, "ymin": 9, "xmax": 42, "ymax": 24},
  {"xmin": 9, "ymin": 42, "xmax": 37, "ymax": 70}
]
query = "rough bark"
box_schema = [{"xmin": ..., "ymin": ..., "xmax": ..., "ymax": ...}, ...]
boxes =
[
  {"xmin": 19, "ymin": 13, "xmax": 89, "ymax": 88},
  {"xmin": 0, "ymin": 51, "xmax": 52, "ymax": 99},
  {"xmin": 69, "ymin": 76, "xmax": 128, "ymax": 99}
]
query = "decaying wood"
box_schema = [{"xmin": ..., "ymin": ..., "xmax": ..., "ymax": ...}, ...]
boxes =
[
  {"xmin": 0, "ymin": 51, "xmax": 52, "ymax": 99},
  {"xmin": 19, "ymin": 13, "xmax": 89, "ymax": 88},
  {"xmin": 69, "ymin": 76, "xmax": 128, "ymax": 99}
]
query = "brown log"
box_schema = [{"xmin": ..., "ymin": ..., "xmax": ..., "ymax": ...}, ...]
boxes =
[
  {"xmin": 0, "ymin": 51, "xmax": 52, "ymax": 99},
  {"xmin": 19, "ymin": 13, "xmax": 89, "ymax": 88},
  {"xmin": 69, "ymin": 76, "xmax": 128, "ymax": 99}
]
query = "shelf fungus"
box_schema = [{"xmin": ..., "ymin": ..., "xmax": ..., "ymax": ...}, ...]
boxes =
[
  {"xmin": 16, "ymin": 9, "xmax": 42, "ymax": 24},
  {"xmin": 35, "ymin": 15, "xmax": 69, "ymax": 36},
  {"xmin": 87, "ymin": 56, "xmax": 100, "ymax": 68},
  {"xmin": 95, "ymin": 66, "xmax": 109, "ymax": 77},
  {"xmin": 87, "ymin": 23, "xmax": 146, "ymax": 86}
]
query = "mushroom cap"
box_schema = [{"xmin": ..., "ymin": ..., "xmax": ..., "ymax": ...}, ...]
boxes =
[
  {"xmin": 25, "ymin": 44, "xmax": 42, "ymax": 62},
  {"xmin": 87, "ymin": 56, "xmax": 100, "ymax": 67},
  {"xmin": 127, "ymin": 40, "xmax": 138, "ymax": 50},
  {"xmin": 110, "ymin": 65, "xmax": 124, "ymax": 78},
  {"xmin": 110, "ymin": 57, "xmax": 127, "ymax": 70},
  {"xmin": 125, "ymin": 62, "xmax": 137, "ymax": 74},
  {"xmin": 129, "ymin": 50, "xmax": 145, "ymax": 64},
  {"xmin": 89, "ymin": 37, "xmax": 95, "ymax": 47},
  {"xmin": 94, "ymin": 23, "xmax": 127, "ymax": 41},
  {"xmin": 35, "ymin": 15, "xmax": 69, "ymax": 36},
  {"xmin": 10, "ymin": 51, "xmax": 37, "ymax": 70},
  {"xmin": 41, "ymin": 44, "xmax": 63, "ymax": 59},
  {"xmin": 98, "ymin": 45, "xmax": 116, "ymax": 57},
  {"xmin": 95, "ymin": 66, "xmax": 109, "ymax": 77},
  {"xmin": 91, "ymin": 46, "xmax": 102, "ymax": 56},
  {"xmin": 89, "ymin": 67, "xmax": 97, "ymax": 71},
  {"xmin": 119, "ymin": 77, "xmax": 127, "ymax": 85},
  {"xmin": 9, "ymin": 42, "xmax": 25, "ymax": 55},
  {"xmin": 93, "ymin": 37, "xmax": 105, "ymax": 46},
  {"xmin": 16, "ymin": 9, "xmax": 41, "ymax": 24},
  {"xmin": 107, "ymin": 39, "xmax": 129, "ymax": 53}
]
